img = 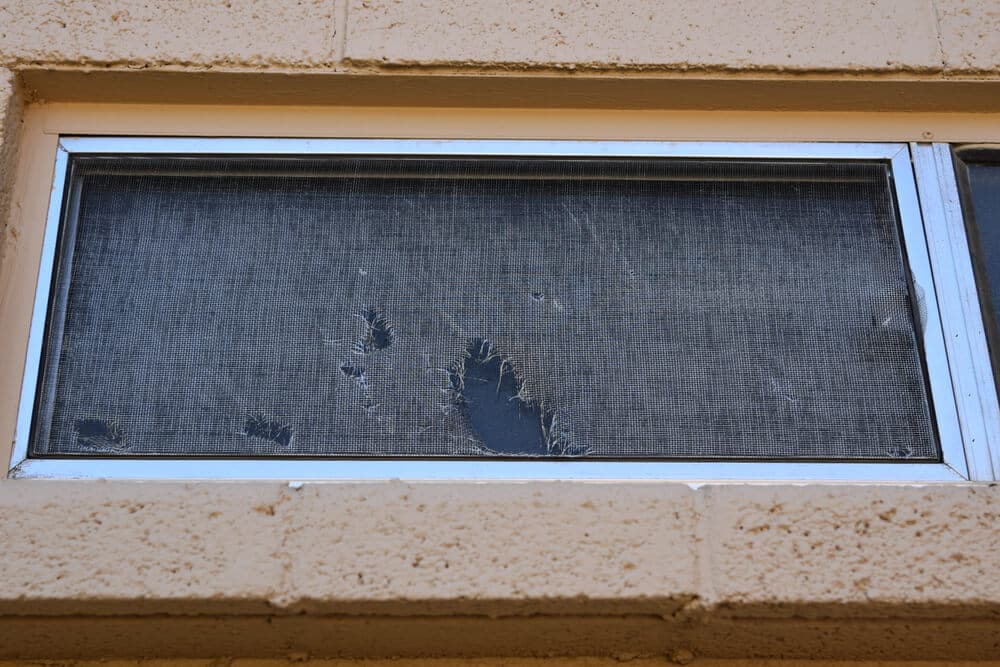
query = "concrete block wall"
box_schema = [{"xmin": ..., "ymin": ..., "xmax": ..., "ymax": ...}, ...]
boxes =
[
  {"xmin": 1, "ymin": 0, "xmax": 1000, "ymax": 661},
  {"xmin": 0, "ymin": 1, "xmax": 998, "ymax": 73}
]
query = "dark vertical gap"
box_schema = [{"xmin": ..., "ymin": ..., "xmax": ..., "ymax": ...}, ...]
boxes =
[{"xmin": 952, "ymin": 147, "xmax": 1000, "ymax": 402}]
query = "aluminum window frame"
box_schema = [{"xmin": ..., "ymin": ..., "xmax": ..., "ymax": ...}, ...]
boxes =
[
  {"xmin": 919, "ymin": 142, "xmax": 1000, "ymax": 481},
  {"xmin": 6, "ymin": 137, "xmax": 992, "ymax": 481}
]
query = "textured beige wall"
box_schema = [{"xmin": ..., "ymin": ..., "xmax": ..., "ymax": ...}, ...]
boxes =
[
  {"xmin": 0, "ymin": 0, "xmax": 341, "ymax": 68},
  {"xmin": 345, "ymin": 0, "xmax": 946, "ymax": 70},
  {"xmin": 342, "ymin": 0, "xmax": 1000, "ymax": 73},
  {"xmin": 1, "ymin": 480, "xmax": 998, "ymax": 658},
  {"xmin": 0, "ymin": 69, "xmax": 22, "ymax": 269},
  {"xmin": 9, "ymin": 482, "xmax": 998, "ymax": 619},
  {"xmin": 1, "ymin": 0, "xmax": 999, "ymax": 73},
  {"xmin": 2, "ymin": 0, "xmax": 1000, "ymax": 662},
  {"xmin": 937, "ymin": 0, "xmax": 1000, "ymax": 71}
]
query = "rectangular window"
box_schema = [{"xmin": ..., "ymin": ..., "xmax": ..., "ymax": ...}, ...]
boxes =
[{"xmin": 8, "ymin": 139, "xmax": 990, "ymax": 481}]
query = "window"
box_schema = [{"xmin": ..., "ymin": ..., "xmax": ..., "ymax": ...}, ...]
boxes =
[{"xmin": 7, "ymin": 138, "xmax": 997, "ymax": 480}]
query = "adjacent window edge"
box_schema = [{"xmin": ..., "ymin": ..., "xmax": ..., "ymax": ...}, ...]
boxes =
[{"xmin": 911, "ymin": 144, "xmax": 1000, "ymax": 481}]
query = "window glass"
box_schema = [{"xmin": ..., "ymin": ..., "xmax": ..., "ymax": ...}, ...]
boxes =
[
  {"xmin": 958, "ymin": 153, "xmax": 1000, "ymax": 378},
  {"xmin": 30, "ymin": 155, "xmax": 938, "ymax": 460}
]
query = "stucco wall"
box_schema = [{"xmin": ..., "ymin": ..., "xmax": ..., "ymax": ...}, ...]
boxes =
[
  {"xmin": 1, "ymin": 0, "xmax": 999, "ymax": 73},
  {"xmin": 0, "ymin": 69, "xmax": 22, "ymax": 268},
  {"xmin": 1, "ymin": 480, "xmax": 999, "ymax": 659},
  {"xmin": 1, "ymin": 0, "xmax": 1000, "ymax": 661}
]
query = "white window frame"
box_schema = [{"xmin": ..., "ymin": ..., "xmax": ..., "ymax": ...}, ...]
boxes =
[{"xmin": 7, "ymin": 137, "xmax": 997, "ymax": 481}]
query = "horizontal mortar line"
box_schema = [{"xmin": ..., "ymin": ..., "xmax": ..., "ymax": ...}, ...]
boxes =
[
  {"xmin": 2, "ymin": 610, "xmax": 998, "ymax": 621},
  {"xmin": 12, "ymin": 62, "xmax": 1000, "ymax": 80}
]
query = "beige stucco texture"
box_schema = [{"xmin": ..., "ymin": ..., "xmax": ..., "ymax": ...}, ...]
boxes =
[
  {"xmin": 1, "ymin": 481, "xmax": 998, "ymax": 658},
  {"xmin": 937, "ymin": 0, "xmax": 1000, "ymax": 71},
  {"xmin": 0, "ymin": 0, "xmax": 340, "ymax": 68},
  {"xmin": 0, "ymin": 480, "xmax": 1000, "ymax": 618},
  {"xmin": 344, "ymin": 0, "xmax": 940, "ymax": 70},
  {"xmin": 3, "ymin": 482, "xmax": 998, "ymax": 615},
  {"xmin": 0, "ymin": 0, "xmax": 998, "ymax": 74},
  {"xmin": 0, "ymin": 69, "xmax": 20, "ymax": 255},
  {"xmin": 344, "ymin": 0, "xmax": 1000, "ymax": 73}
]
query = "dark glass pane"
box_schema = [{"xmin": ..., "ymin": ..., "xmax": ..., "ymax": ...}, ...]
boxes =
[
  {"xmin": 30, "ymin": 155, "xmax": 938, "ymax": 460},
  {"xmin": 965, "ymin": 161, "xmax": 1000, "ymax": 340}
]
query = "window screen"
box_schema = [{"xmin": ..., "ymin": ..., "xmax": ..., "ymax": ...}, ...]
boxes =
[{"xmin": 28, "ymin": 154, "xmax": 939, "ymax": 460}]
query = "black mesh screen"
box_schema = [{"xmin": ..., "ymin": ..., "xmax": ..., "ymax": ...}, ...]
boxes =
[{"xmin": 29, "ymin": 155, "xmax": 939, "ymax": 460}]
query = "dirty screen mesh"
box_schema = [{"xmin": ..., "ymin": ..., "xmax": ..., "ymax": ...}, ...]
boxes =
[{"xmin": 30, "ymin": 155, "xmax": 939, "ymax": 460}]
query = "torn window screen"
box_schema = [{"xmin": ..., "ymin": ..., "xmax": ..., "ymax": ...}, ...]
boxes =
[{"xmin": 30, "ymin": 156, "xmax": 939, "ymax": 460}]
